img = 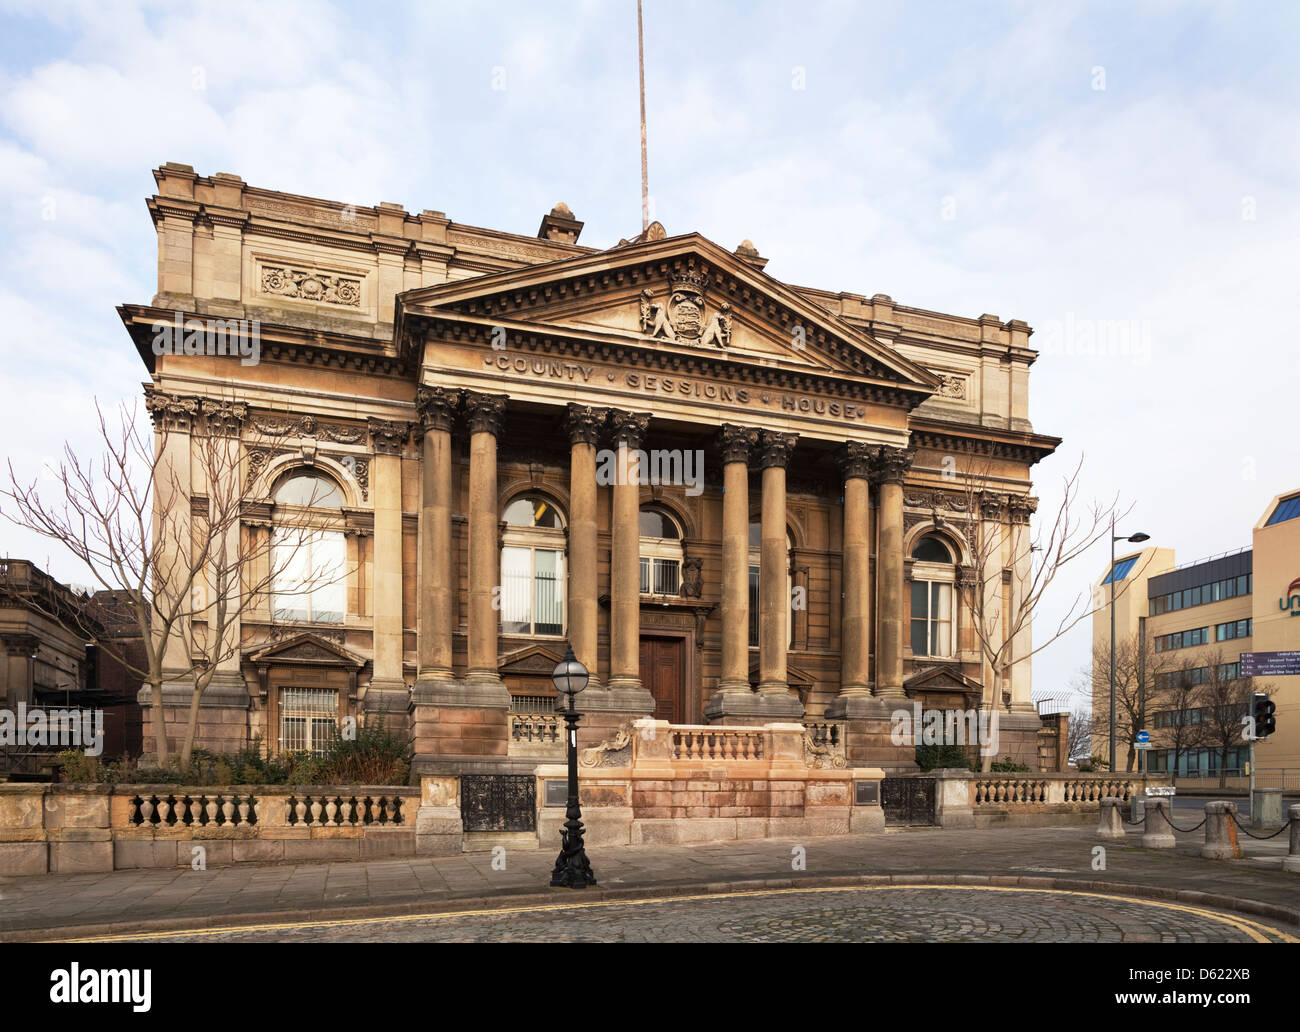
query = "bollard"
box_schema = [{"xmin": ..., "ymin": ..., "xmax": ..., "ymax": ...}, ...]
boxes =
[
  {"xmin": 1130, "ymin": 794, "xmax": 1146, "ymax": 823},
  {"xmin": 1141, "ymin": 796, "xmax": 1176, "ymax": 849},
  {"xmin": 1252, "ymin": 787, "xmax": 1283, "ymax": 828},
  {"xmin": 1200, "ymin": 801, "xmax": 1242, "ymax": 860},
  {"xmin": 1283, "ymin": 804, "xmax": 1300, "ymax": 875},
  {"xmin": 1097, "ymin": 797, "xmax": 1125, "ymax": 840}
]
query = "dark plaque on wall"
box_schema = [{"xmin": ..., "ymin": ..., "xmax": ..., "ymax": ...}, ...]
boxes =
[{"xmin": 460, "ymin": 774, "xmax": 537, "ymax": 832}]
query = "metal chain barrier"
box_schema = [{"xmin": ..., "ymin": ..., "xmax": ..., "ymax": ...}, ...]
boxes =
[
  {"xmin": 1154, "ymin": 806, "xmax": 1207, "ymax": 833},
  {"xmin": 1229, "ymin": 811, "xmax": 1293, "ymax": 840}
]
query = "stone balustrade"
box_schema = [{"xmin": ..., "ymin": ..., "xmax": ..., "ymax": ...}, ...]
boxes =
[
  {"xmin": 508, "ymin": 712, "xmax": 564, "ymax": 758},
  {"xmin": 670, "ymin": 726, "xmax": 765, "ymax": 762},
  {"xmin": 0, "ymin": 783, "xmax": 419, "ymax": 875},
  {"xmin": 917, "ymin": 771, "xmax": 1173, "ymax": 828}
]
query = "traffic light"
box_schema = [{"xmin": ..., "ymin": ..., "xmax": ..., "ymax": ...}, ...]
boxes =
[{"xmin": 1252, "ymin": 692, "xmax": 1276, "ymax": 739}]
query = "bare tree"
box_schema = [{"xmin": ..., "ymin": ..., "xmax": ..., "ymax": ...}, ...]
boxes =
[
  {"xmin": 1155, "ymin": 659, "xmax": 1210, "ymax": 784},
  {"xmin": 2, "ymin": 397, "xmax": 339, "ymax": 769},
  {"xmin": 1198, "ymin": 650, "xmax": 1259, "ymax": 788},
  {"xmin": 1067, "ymin": 704, "xmax": 1095, "ymax": 765},
  {"xmin": 956, "ymin": 456, "xmax": 1131, "ymax": 711},
  {"xmin": 1086, "ymin": 629, "xmax": 1174, "ymax": 771}
]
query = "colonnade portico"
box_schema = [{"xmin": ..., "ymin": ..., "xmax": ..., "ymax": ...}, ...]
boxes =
[{"xmin": 413, "ymin": 386, "xmax": 928, "ymax": 730}]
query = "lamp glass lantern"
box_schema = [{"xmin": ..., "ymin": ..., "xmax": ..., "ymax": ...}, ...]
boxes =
[{"xmin": 551, "ymin": 645, "xmax": 589, "ymax": 709}]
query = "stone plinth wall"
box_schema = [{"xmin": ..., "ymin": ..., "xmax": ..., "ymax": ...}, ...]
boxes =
[
  {"xmin": 919, "ymin": 770, "xmax": 1174, "ymax": 829},
  {"xmin": 0, "ymin": 783, "xmax": 420, "ymax": 875}
]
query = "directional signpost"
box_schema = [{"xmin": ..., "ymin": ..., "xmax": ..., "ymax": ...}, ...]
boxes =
[{"xmin": 1240, "ymin": 651, "xmax": 1300, "ymax": 677}]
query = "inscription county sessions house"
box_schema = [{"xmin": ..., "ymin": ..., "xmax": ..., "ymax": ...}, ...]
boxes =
[{"xmin": 117, "ymin": 163, "xmax": 1060, "ymax": 773}]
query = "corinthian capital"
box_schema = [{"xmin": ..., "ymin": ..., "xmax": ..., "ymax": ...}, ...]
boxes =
[
  {"xmin": 758, "ymin": 431, "xmax": 798, "ymax": 470},
  {"xmin": 143, "ymin": 387, "xmax": 201, "ymax": 432},
  {"xmin": 609, "ymin": 409, "xmax": 651, "ymax": 449},
  {"xmin": 201, "ymin": 399, "xmax": 247, "ymax": 437},
  {"xmin": 368, "ymin": 417, "xmax": 409, "ymax": 456},
  {"xmin": 463, "ymin": 391, "xmax": 508, "ymax": 437},
  {"xmin": 876, "ymin": 445, "xmax": 914, "ymax": 484},
  {"xmin": 836, "ymin": 440, "xmax": 875, "ymax": 482},
  {"xmin": 717, "ymin": 424, "xmax": 759, "ymax": 465},
  {"xmin": 565, "ymin": 404, "xmax": 608, "ymax": 447},
  {"xmin": 416, "ymin": 385, "xmax": 459, "ymax": 433},
  {"xmin": 1007, "ymin": 494, "xmax": 1039, "ymax": 524}
]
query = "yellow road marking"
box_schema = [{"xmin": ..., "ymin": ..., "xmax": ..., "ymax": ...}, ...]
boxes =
[{"xmin": 47, "ymin": 884, "xmax": 1297, "ymax": 943}]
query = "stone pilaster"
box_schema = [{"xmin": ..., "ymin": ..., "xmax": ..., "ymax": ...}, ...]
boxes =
[
  {"xmin": 826, "ymin": 441, "xmax": 874, "ymax": 718},
  {"xmin": 366, "ymin": 416, "xmax": 408, "ymax": 713},
  {"xmin": 603, "ymin": 410, "xmax": 654, "ymax": 712},
  {"xmin": 461, "ymin": 392, "xmax": 509, "ymax": 703},
  {"xmin": 415, "ymin": 386, "xmax": 458, "ymax": 689},
  {"xmin": 705, "ymin": 424, "xmax": 762, "ymax": 721},
  {"xmin": 565, "ymin": 404, "xmax": 607, "ymax": 688},
  {"xmin": 874, "ymin": 445, "xmax": 913, "ymax": 700}
]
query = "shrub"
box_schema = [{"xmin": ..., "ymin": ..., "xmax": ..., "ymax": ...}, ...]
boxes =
[
  {"xmin": 989, "ymin": 756, "xmax": 1031, "ymax": 772},
  {"xmin": 57, "ymin": 749, "xmax": 106, "ymax": 784},
  {"xmin": 915, "ymin": 742, "xmax": 974, "ymax": 771},
  {"xmin": 319, "ymin": 719, "xmax": 413, "ymax": 786}
]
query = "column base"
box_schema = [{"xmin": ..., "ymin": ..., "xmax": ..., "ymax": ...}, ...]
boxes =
[
  {"xmin": 585, "ymin": 680, "xmax": 655, "ymax": 715},
  {"xmin": 704, "ymin": 689, "xmax": 804, "ymax": 722},
  {"xmin": 411, "ymin": 677, "xmax": 510, "ymax": 709},
  {"xmin": 362, "ymin": 678, "xmax": 410, "ymax": 719},
  {"xmin": 824, "ymin": 692, "xmax": 900, "ymax": 721}
]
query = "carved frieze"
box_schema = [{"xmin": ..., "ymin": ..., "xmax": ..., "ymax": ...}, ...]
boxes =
[
  {"xmin": 260, "ymin": 265, "xmax": 361, "ymax": 308},
  {"xmin": 250, "ymin": 414, "xmax": 365, "ymax": 444},
  {"xmin": 936, "ymin": 374, "xmax": 968, "ymax": 400}
]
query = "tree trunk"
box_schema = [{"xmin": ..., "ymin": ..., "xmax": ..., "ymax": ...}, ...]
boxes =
[
  {"xmin": 152, "ymin": 678, "xmax": 168, "ymax": 764},
  {"xmin": 180, "ymin": 688, "xmax": 203, "ymax": 772}
]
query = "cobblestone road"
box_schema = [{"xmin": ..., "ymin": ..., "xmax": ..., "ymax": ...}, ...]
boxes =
[{"xmin": 81, "ymin": 886, "xmax": 1294, "ymax": 943}]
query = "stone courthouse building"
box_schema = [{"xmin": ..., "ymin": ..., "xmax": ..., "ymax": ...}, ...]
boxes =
[{"xmin": 118, "ymin": 162, "xmax": 1060, "ymax": 773}]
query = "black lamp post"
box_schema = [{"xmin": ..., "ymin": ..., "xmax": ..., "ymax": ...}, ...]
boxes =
[
  {"xmin": 549, "ymin": 644, "xmax": 596, "ymax": 888},
  {"xmin": 1109, "ymin": 518, "xmax": 1150, "ymax": 773}
]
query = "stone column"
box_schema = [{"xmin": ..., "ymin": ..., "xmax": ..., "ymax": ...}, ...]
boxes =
[
  {"xmin": 605, "ymin": 410, "xmax": 651, "ymax": 705},
  {"xmin": 367, "ymin": 417, "xmax": 409, "ymax": 714},
  {"xmin": 415, "ymin": 386, "xmax": 458, "ymax": 688},
  {"xmin": 565, "ymin": 404, "xmax": 607, "ymax": 687},
  {"xmin": 717, "ymin": 424, "xmax": 758, "ymax": 697},
  {"xmin": 463, "ymin": 392, "xmax": 508, "ymax": 693},
  {"xmin": 836, "ymin": 441, "xmax": 874, "ymax": 701},
  {"xmin": 199, "ymin": 400, "xmax": 249, "ymax": 684},
  {"xmin": 754, "ymin": 431, "xmax": 802, "ymax": 719},
  {"xmin": 874, "ymin": 446, "xmax": 913, "ymax": 699},
  {"xmin": 1007, "ymin": 495, "xmax": 1038, "ymax": 714}
]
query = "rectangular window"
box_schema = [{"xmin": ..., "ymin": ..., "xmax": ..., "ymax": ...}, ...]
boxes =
[
  {"xmin": 910, "ymin": 580, "xmax": 953, "ymax": 658},
  {"xmin": 501, "ymin": 546, "xmax": 563, "ymax": 636},
  {"xmin": 272, "ymin": 529, "xmax": 345, "ymax": 624},
  {"xmin": 279, "ymin": 688, "xmax": 336, "ymax": 756},
  {"xmin": 748, "ymin": 565, "xmax": 760, "ymax": 647}
]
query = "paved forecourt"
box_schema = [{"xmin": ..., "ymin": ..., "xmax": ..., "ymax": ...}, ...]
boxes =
[
  {"xmin": 44, "ymin": 886, "xmax": 1298, "ymax": 943},
  {"xmin": 3, "ymin": 824, "xmax": 1297, "ymax": 941}
]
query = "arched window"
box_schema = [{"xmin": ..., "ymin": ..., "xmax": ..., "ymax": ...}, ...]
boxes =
[
  {"xmin": 271, "ymin": 471, "xmax": 346, "ymax": 624},
  {"xmin": 748, "ymin": 521, "xmax": 793, "ymax": 648},
  {"xmin": 501, "ymin": 494, "xmax": 565, "ymax": 636},
  {"xmin": 639, "ymin": 506, "xmax": 683, "ymax": 596},
  {"xmin": 910, "ymin": 534, "xmax": 956, "ymax": 659}
]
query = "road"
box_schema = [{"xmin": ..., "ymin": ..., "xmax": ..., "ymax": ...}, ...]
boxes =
[{"xmin": 55, "ymin": 886, "xmax": 1297, "ymax": 943}]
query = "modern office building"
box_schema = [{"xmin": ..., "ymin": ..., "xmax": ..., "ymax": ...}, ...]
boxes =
[{"xmin": 1091, "ymin": 489, "xmax": 1300, "ymax": 774}]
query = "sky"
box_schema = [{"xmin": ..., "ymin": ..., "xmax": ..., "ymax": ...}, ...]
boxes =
[{"xmin": 1, "ymin": 0, "xmax": 1297, "ymax": 704}]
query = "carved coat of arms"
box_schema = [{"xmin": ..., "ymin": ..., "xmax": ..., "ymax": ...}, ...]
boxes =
[{"xmin": 640, "ymin": 267, "xmax": 731, "ymax": 349}]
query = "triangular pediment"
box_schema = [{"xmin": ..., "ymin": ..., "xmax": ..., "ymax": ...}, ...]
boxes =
[
  {"xmin": 247, "ymin": 631, "xmax": 365, "ymax": 668},
  {"xmin": 498, "ymin": 643, "xmax": 566, "ymax": 677},
  {"xmin": 398, "ymin": 233, "xmax": 938, "ymax": 394},
  {"xmin": 903, "ymin": 664, "xmax": 983, "ymax": 695}
]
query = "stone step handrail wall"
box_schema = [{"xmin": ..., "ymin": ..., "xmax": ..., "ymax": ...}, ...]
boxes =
[{"xmin": 508, "ymin": 713, "xmax": 564, "ymax": 758}]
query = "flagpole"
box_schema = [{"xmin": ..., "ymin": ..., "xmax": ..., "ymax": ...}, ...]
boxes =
[{"xmin": 637, "ymin": 0, "xmax": 649, "ymax": 232}]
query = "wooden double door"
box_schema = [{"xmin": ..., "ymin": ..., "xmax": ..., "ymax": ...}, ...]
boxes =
[{"xmin": 639, "ymin": 636, "xmax": 685, "ymax": 724}]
